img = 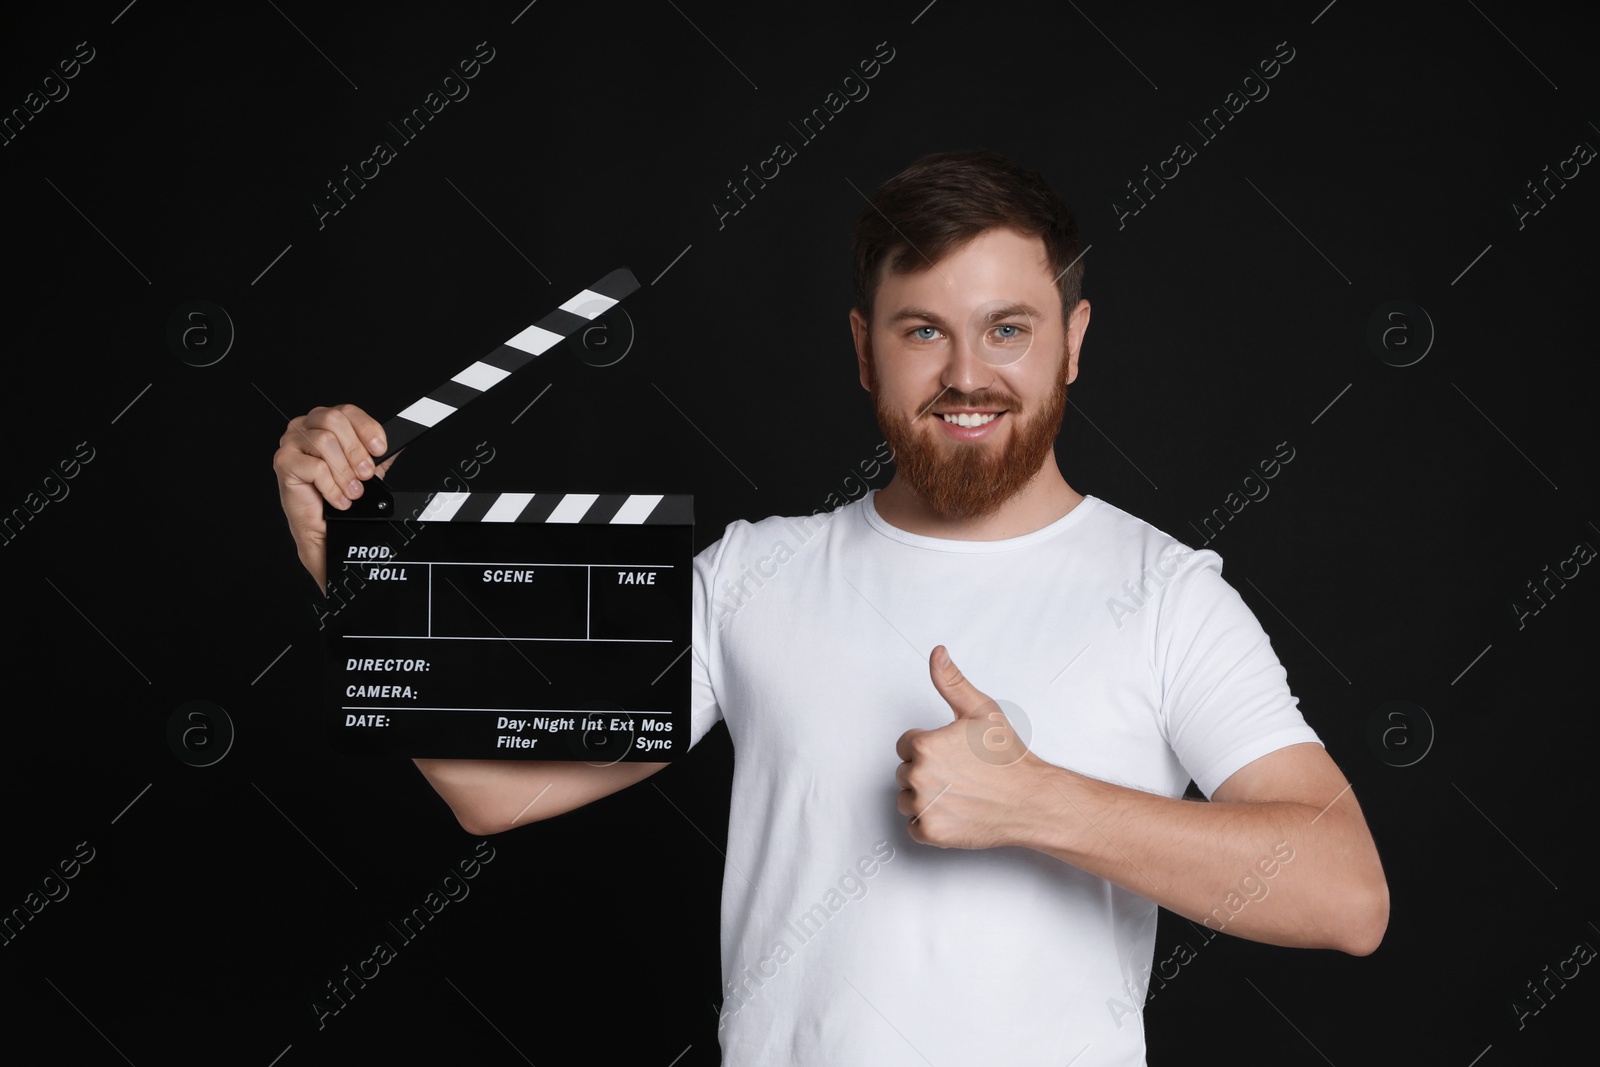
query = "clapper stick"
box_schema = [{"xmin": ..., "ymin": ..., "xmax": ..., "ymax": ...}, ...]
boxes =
[{"xmin": 372, "ymin": 266, "xmax": 640, "ymax": 468}]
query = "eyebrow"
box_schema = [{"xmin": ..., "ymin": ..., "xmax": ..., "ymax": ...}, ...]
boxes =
[
  {"xmin": 984, "ymin": 302, "xmax": 1045, "ymax": 324},
  {"xmin": 886, "ymin": 302, "xmax": 1046, "ymax": 327}
]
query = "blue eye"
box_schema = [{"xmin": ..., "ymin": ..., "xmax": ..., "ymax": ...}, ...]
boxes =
[
  {"xmin": 993, "ymin": 324, "xmax": 1021, "ymax": 339},
  {"xmin": 912, "ymin": 326, "xmax": 939, "ymax": 341}
]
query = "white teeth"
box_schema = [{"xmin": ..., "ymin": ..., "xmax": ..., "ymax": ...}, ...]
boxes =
[{"xmin": 942, "ymin": 412, "xmax": 999, "ymax": 428}]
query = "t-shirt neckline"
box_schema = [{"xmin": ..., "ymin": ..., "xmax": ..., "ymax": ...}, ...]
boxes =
[{"xmin": 860, "ymin": 489, "xmax": 1099, "ymax": 553}]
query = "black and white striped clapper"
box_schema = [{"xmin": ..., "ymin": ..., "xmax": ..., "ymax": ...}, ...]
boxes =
[
  {"xmin": 404, "ymin": 489, "xmax": 692, "ymax": 526},
  {"xmin": 375, "ymin": 266, "xmax": 640, "ymax": 466},
  {"xmin": 322, "ymin": 268, "xmax": 692, "ymax": 764}
]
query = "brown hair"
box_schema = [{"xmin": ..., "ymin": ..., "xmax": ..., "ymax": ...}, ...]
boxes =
[{"xmin": 850, "ymin": 149, "xmax": 1084, "ymax": 323}]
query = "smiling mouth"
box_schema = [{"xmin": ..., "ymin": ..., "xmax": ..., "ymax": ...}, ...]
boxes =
[{"xmin": 934, "ymin": 410, "xmax": 1006, "ymax": 428}]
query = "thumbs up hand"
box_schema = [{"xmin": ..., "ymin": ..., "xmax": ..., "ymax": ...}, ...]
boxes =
[{"xmin": 895, "ymin": 645, "xmax": 1047, "ymax": 849}]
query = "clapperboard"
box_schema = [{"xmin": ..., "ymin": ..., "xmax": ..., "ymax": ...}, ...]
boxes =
[{"xmin": 322, "ymin": 269, "xmax": 693, "ymax": 762}]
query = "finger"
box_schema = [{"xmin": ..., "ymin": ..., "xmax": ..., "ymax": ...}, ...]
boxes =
[
  {"xmin": 284, "ymin": 405, "xmax": 383, "ymax": 465},
  {"xmin": 316, "ymin": 405, "xmax": 382, "ymax": 481},
  {"xmin": 895, "ymin": 727, "xmax": 925, "ymax": 763},
  {"xmin": 331, "ymin": 403, "xmax": 387, "ymax": 460},
  {"xmin": 275, "ymin": 447, "xmax": 352, "ymax": 510},
  {"xmin": 294, "ymin": 416, "xmax": 368, "ymax": 502},
  {"xmin": 929, "ymin": 645, "xmax": 994, "ymax": 720}
]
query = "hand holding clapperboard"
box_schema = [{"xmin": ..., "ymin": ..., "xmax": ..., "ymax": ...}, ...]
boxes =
[{"xmin": 274, "ymin": 269, "xmax": 693, "ymax": 762}]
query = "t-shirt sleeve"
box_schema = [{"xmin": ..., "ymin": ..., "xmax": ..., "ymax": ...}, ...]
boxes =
[
  {"xmin": 686, "ymin": 528, "xmax": 729, "ymax": 751},
  {"xmin": 1153, "ymin": 550, "xmax": 1323, "ymax": 797}
]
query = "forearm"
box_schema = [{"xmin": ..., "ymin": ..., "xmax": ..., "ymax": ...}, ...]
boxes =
[
  {"xmin": 412, "ymin": 757, "xmax": 667, "ymax": 834},
  {"xmin": 412, "ymin": 759, "xmax": 552, "ymax": 834},
  {"xmin": 1008, "ymin": 764, "xmax": 1388, "ymax": 954}
]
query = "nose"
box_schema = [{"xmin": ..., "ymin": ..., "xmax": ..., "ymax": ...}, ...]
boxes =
[{"xmin": 941, "ymin": 330, "xmax": 996, "ymax": 396}]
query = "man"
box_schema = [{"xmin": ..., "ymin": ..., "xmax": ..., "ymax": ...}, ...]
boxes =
[{"xmin": 274, "ymin": 149, "xmax": 1387, "ymax": 1065}]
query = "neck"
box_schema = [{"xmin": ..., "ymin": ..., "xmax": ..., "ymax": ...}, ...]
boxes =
[{"xmin": 871, "ymin": 452, "xmax": 1084, "ymax": 540}]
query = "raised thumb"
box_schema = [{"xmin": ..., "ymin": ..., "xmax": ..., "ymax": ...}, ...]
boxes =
[{"xmin": 930, "ymin": 645, "xmax": 991, "ymax": 719}]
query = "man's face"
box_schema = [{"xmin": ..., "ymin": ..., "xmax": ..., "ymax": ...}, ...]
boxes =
[{"xmin": 851, "ymin": 227, "xmax": 1088, "ymax": 519}]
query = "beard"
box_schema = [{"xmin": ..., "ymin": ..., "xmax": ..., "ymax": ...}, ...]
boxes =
[{"xmin": 868, "ymin": 352, "xmax": 1071, "ymax": 520}]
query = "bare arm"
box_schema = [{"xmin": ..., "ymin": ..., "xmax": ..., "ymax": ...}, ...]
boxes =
[
  {"xmin": 1005, "ymin": 743, "xmax": 1388, "ymax": 955},
  {"xmin": 412, "ymin": 758, "xmax": 669, "ymax": 835},
  {"xmin": 273, "ymin": 402, "xmax": 671, "ymax": 833},
  {"xmin": 898, "ymin": 647, "xmax": 1389, "ymax": 956}
]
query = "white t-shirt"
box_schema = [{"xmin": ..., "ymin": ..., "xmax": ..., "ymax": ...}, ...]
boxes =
[{"xmin": 686, "ymin": 491, "xmax": 1321, "ymax": 1066}]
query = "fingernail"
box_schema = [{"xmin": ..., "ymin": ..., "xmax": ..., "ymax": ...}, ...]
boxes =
[
  {"xmin": 370, "ymin": 438, "xmax": 385, "ymax": 453},
  {"xmin": 347, "ymin": 479, "xmax": 362, "ymax": 497},
  {"xmin": 357, "ymin": 459, "xmax": 373, "ymax": 476}
]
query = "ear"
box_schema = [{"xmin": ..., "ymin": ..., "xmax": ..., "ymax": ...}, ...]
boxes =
[
  {"xmin": 1063, "ymin": 299, "xmax": 1090, "ymax": 386},
  {"xmin": 850, "ymin": 306, "xmax": 872, "ymax": 392}
]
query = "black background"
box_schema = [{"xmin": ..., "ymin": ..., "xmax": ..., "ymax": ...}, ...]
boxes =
[{"xmin": 2, "ymin": 1, "xmax": 1595, "ymax": 1064}]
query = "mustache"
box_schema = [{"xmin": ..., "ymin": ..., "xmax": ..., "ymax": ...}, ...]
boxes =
[{"xmin": 919, "ymin": 387, "xmax": 1020, "ymax": 415}]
